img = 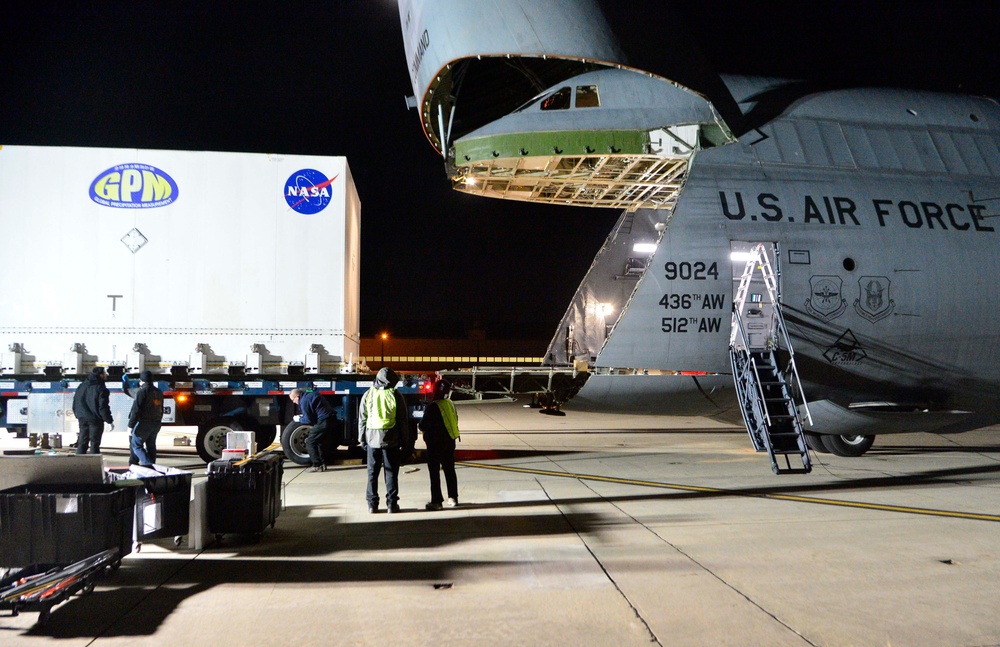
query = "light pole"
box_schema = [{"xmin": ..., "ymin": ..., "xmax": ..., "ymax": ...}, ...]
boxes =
[{"xmin": 380, "ymin": 332, "xmax": 388, "ymax": 366}]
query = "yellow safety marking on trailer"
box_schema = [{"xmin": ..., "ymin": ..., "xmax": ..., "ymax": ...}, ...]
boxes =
[{"xmin": 456, "ymin": 461, "xmax": 1000, "ymax": 523}]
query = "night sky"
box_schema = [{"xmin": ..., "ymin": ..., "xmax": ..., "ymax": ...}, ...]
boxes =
[{"xmin": 2, "ymin": 1, "xmax": 998, "ymax": 340}]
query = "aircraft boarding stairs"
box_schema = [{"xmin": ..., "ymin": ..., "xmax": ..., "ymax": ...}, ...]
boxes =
[{"xmin": 730, "ymin": 244, "xmax": 813, "ymax": 474}]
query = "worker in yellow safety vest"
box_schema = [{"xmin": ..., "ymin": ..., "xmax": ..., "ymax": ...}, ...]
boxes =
[
  {"xmin": 359, "ymin": 367, "xmax": 411, "ymax": 513},
  {"xmin": 419, "ymin": 380, "xmax": 461, "ymax": 510}
]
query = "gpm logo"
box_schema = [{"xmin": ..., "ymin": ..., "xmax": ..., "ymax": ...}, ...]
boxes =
[
  {"xmin": 90, "ymin": 163, "xmax": 178, "ymax": 209},
  {"xmin": 285, "ymin": 169, "xmax": 338, "ymax": 215}
]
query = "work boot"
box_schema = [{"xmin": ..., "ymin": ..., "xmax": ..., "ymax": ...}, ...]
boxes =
[
  {"xmin": 425, "ymin": 502, "xmax": 442, "ymax": 511},
  {"xmin": 308, "ymin": 464, "xmax": 326, "ymax": 473},
  {"xmin": 387, "ymin": 504, "xmax": 401, "ymax": 514}
]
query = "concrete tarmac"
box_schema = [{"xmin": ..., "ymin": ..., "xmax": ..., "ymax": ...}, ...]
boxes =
[{"xmin": 1, "ymin": 402, "xmax": 999, "ymax": 646}]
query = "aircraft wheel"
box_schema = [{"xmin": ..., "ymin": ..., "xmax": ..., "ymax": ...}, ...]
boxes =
[
  {"xmin": 821, "ymin": 434, "xmax": 875, "ymax": 457},
  {"xmin": 281, "ymin": 421, "xmax": 313, "ymax": 466},
  {"xmin": 804, "ymin": 432, "xmax": 829, "ymax": 453}
]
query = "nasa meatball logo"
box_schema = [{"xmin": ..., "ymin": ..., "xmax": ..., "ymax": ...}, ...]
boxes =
[
  {"xmin": 90, "ymin": 163, "xmax": 178, "ymax": 208},
  {"xmin": 285, "ymin": 169, "xmax": 338, "ymax": 215}
]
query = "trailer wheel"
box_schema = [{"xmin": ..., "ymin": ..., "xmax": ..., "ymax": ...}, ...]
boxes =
[
  {"xmin": 281, "ymin": 421, "xmax": 312, "ymax": 465},
  {"xmin": 821, "ymin": 434, "xmax": 875, "ymax": 457},
  {"xmin": 196, "ymin": 419, "xmax": 243, "ymax": 463},
  {"xmin": 255, "ymin": 424, "xmax": 278, "ymax": 450}
]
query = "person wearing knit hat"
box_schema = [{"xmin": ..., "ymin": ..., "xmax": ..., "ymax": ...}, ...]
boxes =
[
  {"xmin": 358, "ymin": 367, "xmax": 411, "ymax": 513},
  {"xmin": 123, "ymin": 370, "xmax": 165, "ymax": 467}
]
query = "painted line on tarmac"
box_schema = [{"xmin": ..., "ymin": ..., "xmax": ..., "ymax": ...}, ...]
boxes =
[{"xmin": 456, "ymin": 461, "xmax": 1000, "ymax": 523}]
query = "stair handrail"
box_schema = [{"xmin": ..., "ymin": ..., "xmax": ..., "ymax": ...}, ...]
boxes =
[
  {"xmin": 772, "ymin": 307, "xmax": 813, "ymax": 426},
  {"xmin": 749, "ymin": 242, "xmax": 813, "ymax": 428}
]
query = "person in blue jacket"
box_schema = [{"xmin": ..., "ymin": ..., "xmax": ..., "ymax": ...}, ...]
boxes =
[{"xmin": 289, "ymin": 388, "xmax": 334, "ymax": 472}]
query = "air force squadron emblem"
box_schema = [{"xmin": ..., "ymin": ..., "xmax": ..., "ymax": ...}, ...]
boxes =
[
  {"xmin": 854, "ymin": 276, "xmax": 895, "ymax": 323},
  {"xmin": 805, "ymin": 275, "xmax": 846, "ymax": 321}
]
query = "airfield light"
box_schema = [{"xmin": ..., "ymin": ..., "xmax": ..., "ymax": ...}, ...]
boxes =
[{"xmin": 632, "ymin": 242, "xmax": 657, "ymax": 254}]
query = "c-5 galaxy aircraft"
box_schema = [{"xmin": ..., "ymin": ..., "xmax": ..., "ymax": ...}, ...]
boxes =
[{"xmin": 397, "ymin": 0, "xmax": 1000, "ymax": 473}]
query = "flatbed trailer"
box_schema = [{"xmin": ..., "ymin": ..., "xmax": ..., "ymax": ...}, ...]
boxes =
[
  {"xmin": 436, "ymin": 365, "xmax": 589, "ymax": 411},
  {"xmin": 1, "ymin": 373, "xmax": 433, "ymax": 463}
]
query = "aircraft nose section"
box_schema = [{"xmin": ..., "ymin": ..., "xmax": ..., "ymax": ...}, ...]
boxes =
[{"xmin": 449, "ymin": 68, "xmax": 731, "ymax": 211}]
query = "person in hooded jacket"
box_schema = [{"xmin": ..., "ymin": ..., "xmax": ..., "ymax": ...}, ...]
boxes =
[
  {"xmin": 123, "ymin": 370, "xmax": 164, "ymax": 467},
  {"xmin": 419, "ymin": 380, "xmax": 460, "ymax": 510},
  {"xmin": 72, "ymin": 367, "xmax": 114, "ymax": 454},
  {"xmin": 358, "ymin": 367, "xmax": 411, "ymax": 513}
]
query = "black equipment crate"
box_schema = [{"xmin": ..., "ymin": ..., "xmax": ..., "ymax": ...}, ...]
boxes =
[
  {"xmin": 135, "ymin": 472, "xmax": 192, "ymax": 542},
  {"xmin": 206, "ymin": 453, "xmax": 282, "ymax": 539},
  {"xmin": 0, "ymin": 483, "xmax": 136, "ymax": 568}
]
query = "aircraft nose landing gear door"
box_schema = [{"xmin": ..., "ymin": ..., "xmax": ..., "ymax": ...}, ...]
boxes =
[{"xmin": 729, "ymin": 242, "xmax": 813, "ymax": 474}]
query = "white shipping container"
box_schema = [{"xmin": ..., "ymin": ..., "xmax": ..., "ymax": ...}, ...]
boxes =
[{"xmin": 0, "ymin": 145, "xmax": 360, "ymax": 375}]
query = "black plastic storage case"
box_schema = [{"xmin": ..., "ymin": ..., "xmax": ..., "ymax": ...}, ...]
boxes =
[
  {"xmin": 206, "ymin": 453, "xmax": 282, "ymax": 541},
  {"xmin": 135, "ymin": 471, "xmax": 192, "ymax": 544},
  {"xmin": 0, "ymin": 483, "xmax": 137, "ymax": 568}
]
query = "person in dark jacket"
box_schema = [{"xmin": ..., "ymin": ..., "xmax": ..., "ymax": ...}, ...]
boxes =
[
  {"xmin": 419, "ymin": 380, "xmax": 460, "ymax": 510},
  {"xmin": 358, "ymin": 367, "xmax": 411, "ymax": 513},
  {"xmin": 124, "ymin": 370, "xmax": 164, "ymax": 466},
  {"xmin": 72, "ymin": 367, "xmax": 114, "ymax": 454},
  {"xmin": 289, "ymin": 388, "xmax": 335, "ymax": 472}
]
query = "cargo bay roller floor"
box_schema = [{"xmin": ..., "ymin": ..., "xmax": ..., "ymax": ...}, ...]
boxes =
[{"xmin": 2, "ymin": 403, "xmax": 1000, "ymax": 646}]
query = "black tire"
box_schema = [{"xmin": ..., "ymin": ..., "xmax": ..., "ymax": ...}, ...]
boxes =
[
  {"xmin": 804, "ymin": 432, "xmax": 830, "ymax": 453},
  {"xmin": 282, "ymin": 420, "xmax": 340, "ymax": 465},
  {"xmin": 255, "ymin": 424, "xmax": 278, "ymax": 450},
  {"xmin": 232, "ymin": 416, "xmax": 277, "ymax": 450},
  {"xmin": 196, "ymin": 419, "xmax": 243, "ymax": 463},
  {"xmin": 281, "ymin": 421, "xmax": 313, "ymax": 465},
  {"xmin": 821, "ymin": 434, "xmax": 875, "ymax": 457}
]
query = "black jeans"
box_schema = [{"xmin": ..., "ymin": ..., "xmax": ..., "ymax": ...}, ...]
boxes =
[
  {"xmin": 426, "ymin": 438, "xmax": 458, "ymax": 503},
  {"xmin": 305, "ymin": 417, "xmax": 331, "ymax": 466},
  {"xmin": 75, "ymin": 419, "xmax": 104, "ymax": 454},
  {"xmin": 366, "ymin": 444, "xmax": 401, "ymax": 508}
]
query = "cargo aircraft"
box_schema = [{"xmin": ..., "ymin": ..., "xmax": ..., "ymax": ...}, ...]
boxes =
[{"xmin": 396, "ymin": 0, "xmax": 1000, "ymax": 472}]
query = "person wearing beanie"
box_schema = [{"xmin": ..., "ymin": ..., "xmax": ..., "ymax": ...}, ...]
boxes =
[
  {"xmin": 358, "ymin": 367, "xmax": 411, "ymax": 513},
  {"xmin": 419, "ymin": 380, "xmax": 460, "ymax": 510},
  {"xmin": 72, "ymin": 366, "xmax": 114, "ymax": 454},
  {"xmin": 123, "ymin": 370, "xmax": 165, "ymax": 466}
]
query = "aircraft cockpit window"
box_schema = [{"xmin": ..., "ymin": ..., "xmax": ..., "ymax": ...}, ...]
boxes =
[
  {"xmin": 540, "ymin": 87, "xmax": 571, "ymax": 111},
  {"xmin": 513, "ymin": 92, "xmax": 546, "ymax": 113},
  {"xmin": 575, "ymin": 85, "xmax": 599, "ymax": 108}
]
